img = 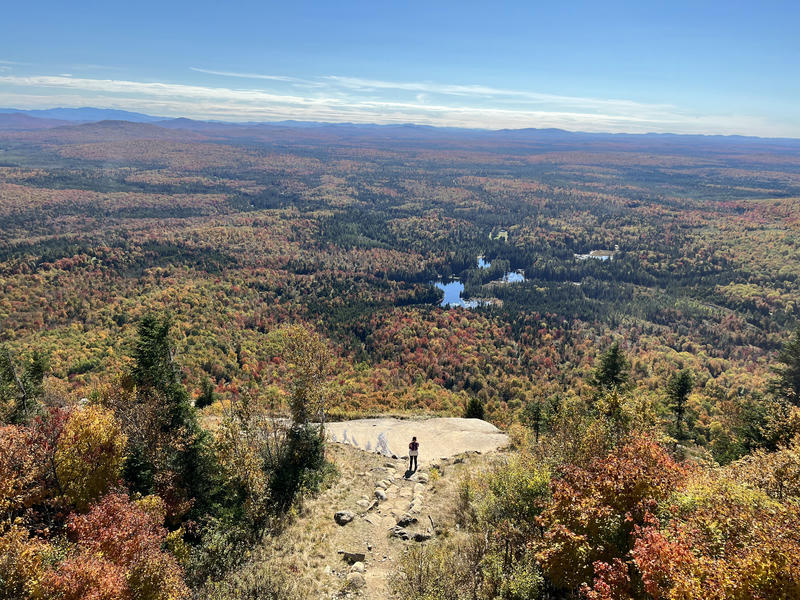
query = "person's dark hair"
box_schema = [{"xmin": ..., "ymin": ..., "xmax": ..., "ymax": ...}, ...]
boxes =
[{"xmin": 412, "ymin": 436, "xmax": 417, "ymax": 441}]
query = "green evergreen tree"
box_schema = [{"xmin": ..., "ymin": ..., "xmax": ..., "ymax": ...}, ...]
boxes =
[
  {"xmin": 464, "ymin": 397, "xmax": 485, "ymax": 420},
  {"xmin": 522, "ymin": 398, "xmax": 543, "ymax": 442},
  {"xmin": 666, "ymin": 369, "xmax": 693, "ymax": 438},
  {"xmin": 770, "ymin": 326, "xmax": 800, "ymax": 406},
  {"xmin": 195, "ymin": 376, "xmax": 217, "ymax": 409},
  {"xmin": 0, "ymin": 345, "xmax": 48, "ymax": 423},
  {"xmin": 591, "ymin": 341, "xmax": 630, "ymax": 392},
  {"xmin": 126, "ymin": 314, "xmax": 219, "ymax": 517}
]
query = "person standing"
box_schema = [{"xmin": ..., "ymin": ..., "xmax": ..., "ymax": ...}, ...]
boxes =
[{"xmin": 408, "ymin": 436, "xmax": 419, "ymax": 472}]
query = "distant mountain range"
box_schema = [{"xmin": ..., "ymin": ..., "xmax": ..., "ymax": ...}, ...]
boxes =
[
  {"xmin": 1, "ymin": 107, "xmax": 799, "ymax": 148},
  {"xmin": 0, "ymin": 107, "xmax": 164, "ymax": 123}
]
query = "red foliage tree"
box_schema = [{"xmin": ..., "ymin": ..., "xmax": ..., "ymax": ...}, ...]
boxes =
[{"xmin": 42, "ymin": 493, "xmax": 188, "ymax": 600}]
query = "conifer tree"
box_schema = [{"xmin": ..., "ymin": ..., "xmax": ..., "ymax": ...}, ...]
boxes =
[
  {"xmin": 464, "ymin": 397, "xmax": 485, "ymax": 420},
  {"xmin": 0, "ymin": 346, "xmax": 48, "ymax": 423},
  {"xmin": 124, "ymin": 314, "xmax": 217, "ymax": 518},
  {"xmin": 591, "ymin": 341, "xmax": 630, "ymax": 392},
  {"xmin": 195, "ymin": 377, "xmax": 216, "ymax": 409},
  {"xmin": 666, "ymin": 369, "xmax": 693, "ymax": 437},
  {"xmin": 770, "ymin": 327, "xmax": 800, "ymax": 406}
]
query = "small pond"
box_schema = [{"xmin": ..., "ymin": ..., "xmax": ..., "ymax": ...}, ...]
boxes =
[
  {"xmin": 503, "ymin": 271, "xmax": 525, "ymax": 283},
  {"xmin": 433, "ymin": 280, "xmax": 484, "ymax": 308}
]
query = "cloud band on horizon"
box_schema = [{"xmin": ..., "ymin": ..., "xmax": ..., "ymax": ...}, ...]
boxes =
[{"xmin": 0, "ymin": 70, "xmax": 788, "ymax": 137}]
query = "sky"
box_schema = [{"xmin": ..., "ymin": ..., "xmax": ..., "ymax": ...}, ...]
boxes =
[{"xmin": 1, "ymin": 0, "xmax": 798, "ymax": 136}]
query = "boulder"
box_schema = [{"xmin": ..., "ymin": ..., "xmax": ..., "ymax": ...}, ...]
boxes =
[
  {"xmin": 338, "ymin": 550, "xmax": 366, "ymax": 564},
  {"xmin": 346, "ymin": 572, "xmax": 366, "ymax": 588},
  {"xmin": 390, "ymin": 526, "xmax": 410, "ymax": 540},
  {"xmin": 374, "ymin": 489, "xmax": 387, "ymax": 501},
  {"xmin": 334, "ymin": 511, "xmax": 355, "ymax": 526},
  {"xmin": 349, "ymin": 561, "xmax": 366, "ymax": 573},
  {"xmin": 397, "ymin": 514, "xmax": 418, "ymax": 527},
  {"xmin": 413, "ymin": 532, "xmax": 432, "ymax": 542}
]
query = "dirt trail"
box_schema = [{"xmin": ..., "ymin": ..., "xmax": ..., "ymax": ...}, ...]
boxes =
[{"xmin": 259, "ymin": 421, "xmax": 507, "ymax": 598}]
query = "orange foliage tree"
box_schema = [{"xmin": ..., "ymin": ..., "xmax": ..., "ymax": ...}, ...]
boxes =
[
  {"xmin": 632, "ymin": 477, "xmax": 800, "ymax": 599},
  {"xmin": 42, "ymin": 493, "xmax": 189, "ymax": 600},
  {"xmin": 535, "ymin": 435, "xmax": 688, "ymax": 593}
]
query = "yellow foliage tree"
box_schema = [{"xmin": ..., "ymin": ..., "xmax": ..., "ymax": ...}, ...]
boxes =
[
  {"xmin": 55, "ymin": 404, "xmax": 127, "ymax": 511},
  {"xmin": 0, "ymin": 425, "xmax": 43, "ymax": 520},
  {"xmin": 0, "ymin": 523, "xmax": 50, "ymax": 600}
]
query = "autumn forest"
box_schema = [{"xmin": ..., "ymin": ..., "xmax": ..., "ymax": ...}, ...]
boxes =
[{"xmin": 2, "ymin": 117, "xmax": 800, "ymax": 599}]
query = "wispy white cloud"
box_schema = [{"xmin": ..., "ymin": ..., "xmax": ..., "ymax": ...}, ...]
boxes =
[
  {"xmin": 190, "ymin": 67, "xmax": 300, "ymax": 82},
  {"xmin": 323, "ymin": 75, "xmax": 675, "ymax": 111},
  {"xmin": 189, "ymin": 67, "xmax": 323, "ymax": 88},
  {"xmin": 71, "ymin": 63, "xmax": 122, "ymax": 71},
  {"xmin": 0, "ymin": 72, "xmax": 792, "ymax": 137}
]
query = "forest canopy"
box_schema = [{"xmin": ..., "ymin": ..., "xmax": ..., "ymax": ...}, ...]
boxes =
[{"xmin": 1, "ymin": 120, "xmax": 799, "ymax": 598}]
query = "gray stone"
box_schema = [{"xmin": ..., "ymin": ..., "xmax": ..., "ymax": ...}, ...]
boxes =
[
  {"xmin": 374, "ymin": 488, "xmax": 387, "ymax": 501},
  {"xmin": 417, "ymin": 473, "xmax": 429, "ymax": 484},
  {"xmin": 390, "ymin": 526, "xmax": 410, "ymax": 540},
  {"xmin": 346, "ymin": 572, "xmax": 366, "ymax": 588},
  {"xmin": 334, "ymin": 511, "xmax": 355, "ymax": 525},
  {"xmin": 413, "ymin": 532, "xmax": 432, "ymax": 542},
  {"xmin": 397, "ymin": 514, "xmax": 418, "ymax": 527},
  {"xmin": 338, "ymin": 550, "xmax": 366, "ymax": 564},
  {"xmin": 355, "ymin": 499, "xmax": 371, "ymax": 509},
  {"xmin": 349, "ymin": 561, "xmax": 365, "ymax": 573}
]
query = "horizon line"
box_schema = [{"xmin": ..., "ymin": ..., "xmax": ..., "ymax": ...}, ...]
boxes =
[{"xmin": 3, "ymin": 105, "xmax": 800, "ymax": 142}]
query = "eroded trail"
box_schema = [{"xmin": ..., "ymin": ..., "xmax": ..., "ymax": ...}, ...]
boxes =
[{"xmin": 257, "ymin": 423, "xmax": 506, "ymax": 599}]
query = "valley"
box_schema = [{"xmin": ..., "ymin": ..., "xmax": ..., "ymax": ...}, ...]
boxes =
[{"xmin": 2, "ymin": 115, "xmax": 800, "ymax": 599}]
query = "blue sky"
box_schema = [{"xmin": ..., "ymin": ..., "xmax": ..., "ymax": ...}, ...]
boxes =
[{"xmin": 1, "ymin": 0, "xmax": 798, "ymax": 136}]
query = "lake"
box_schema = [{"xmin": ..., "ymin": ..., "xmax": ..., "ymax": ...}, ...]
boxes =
[
  {"xmin": 503, "ymin": 271, "xmax": 525, "ymax": 283},
  {"xmin": 432, "ymin": 257, "xmax": 526, "ymax": 308},
  {"xmin": 434, "ymin": 280, "xmax": 483, "ymax": 308}
]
